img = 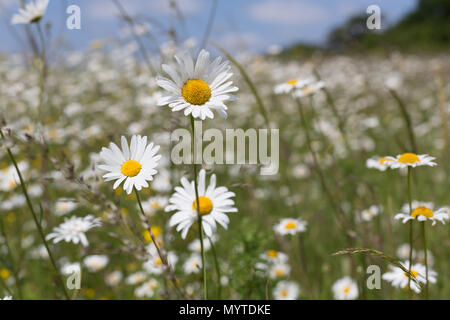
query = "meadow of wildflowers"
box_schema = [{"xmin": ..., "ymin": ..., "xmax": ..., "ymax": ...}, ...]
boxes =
[{"xmin": 0, "ymin": 0, "xmax": 449, "ymax": 302}]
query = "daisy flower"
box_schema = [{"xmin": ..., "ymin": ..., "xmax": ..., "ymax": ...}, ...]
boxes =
[
  {"xmin": 366, "ymin": 156, "xmax": 394, "ymax": 171},
  {"xmin": 396, "ymin": 243, "xmax": 416, "ymax": 260},
  {"xmin": 11, "ymin": 0, "xmax": 49, "ymax": 24},
  {"xmin": 165, "ymin": 169, "xmax": 237, "ymax": 239},
  {"xmin": 274, "ymin": 77, "xmax": 311, "ymax": 94},
  {"xmin": 105, "ymin": 271, "xmax": 123, "ymax": 287},
  {"xmin": 125, "ymin": 272, "xmax": 147, "ymax": 285},
  {"xmin": 99, "ymin": 135, "xmax": 161, "ymax": 194},
  {"xmin": 274, "ymin": 218, "xmax": 307, "ymax": 236},
  {"xmin": 157, "ymin": 49, "xmax": 238, "ymax": 120},
  {"xmin": 135, "ymin": 279, "xmax": 159, "ymax": 299},
  {"xmin": 183, "ymin": 253, "xmax": 202, "ymax": 274},
  {"xmin": 54, "ymin": 199, "xmax": 77, "ymax": 216},
  {"xmin": 269, "ymin": 262, "xmax": 291, "ymax": 279},
  {"xmin": 395, "ymin": 205, "xmax": 449, "ymax": 226},
  {"xmin": 46, "ymin": 215, "xmax": 102, "ymax": 247},
  {"xmin": 139, "ymin": 196, "xmax": 168, "ymax": 215},
  {"xmin": 143, "ymin": 244, "xmax": 178, "ymax": 275},
  {"xmin": 357, "ymin": 205, "xmax": 382, "ymax": 222},
  {"xmin": 273, "ymin": 281, "xmax": 300, "ymax": 300},
  {"xmin": 332, "ymin": 276, "xmax": 359, "ymax": 300},
  {"xmin": 384, "ymin": 153, "xmax": 436, "ymax": 169},
  {"xmin": 61, "ymin": 262, "xmax": 81, "ymax": 276},
  {"xmin": 293, "ymin": 80, "xmax": 325, "ymax": 98},
  {"xmin": 1, "ymin": 296, "xmax": 13, "ymax": 300},
  {"xmin": 83, "ymin": 255, "xmax": 109, "ymax": 272},
  {"xmin": 382, "ymin": 261, "xmax": 437, "ymax": 294},
  {"xmin": 188, "ymin": 238, "xmax": 212, "ymax": 253},
  {"xmin": 259, "ymin": 250, "xmax": 288, "ymax": 264}
]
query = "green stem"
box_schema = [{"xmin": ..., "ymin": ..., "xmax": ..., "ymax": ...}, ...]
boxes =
[
  {"xmin": 421, "ymin": 222, "xmax": 428, "ymax": 299},
  {"xmin": 407, "ymin": 167, "xmax": 414, "ymax": 298},
  {"xmin": 134, "ymin": 189, "xmax": 184, "ymax": 298},
  {"xmin": 0, "ymin": 130, "xmax": 70, "ymax": 300},
  {"xmin": 190, "ymin": 116, "xmax": 207, "ymax": 299},
  {"xmin": 208, "ymin": 236, "xmax": 222, "ymax": 299}
]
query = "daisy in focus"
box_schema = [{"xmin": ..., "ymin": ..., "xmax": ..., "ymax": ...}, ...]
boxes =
[
  {"xmin": 274, "ymin": 218, "xmax": 307, "ymax": 236},
  {"xmin": 384, "ymin": 153, "xmax": 436, "ymax": 169},
  {"xmin": 273, "ymin": 281, "xmax": 300, "ymax": 300},
  {"xmin": 382, "ymin": 261, "xmax": 436, "ymax": 294},
  {"xmin": 157, "ymin": 49, "xmax": 238, "ymax": 120},
  {"xmin": 46, "ymin": 215, "xmax": 102, "ymax": 247},
  {"xmin": 395, "ymin": 205, "xmax": 449, "ymax": 225},
  {"xmin": 11, "ymin": 0, "xmax": 49, "ymax": 25},
  {"xmin": 165, "ymin": 169, "xmax": 237, "ymax": 239},
  {"xmin": 332, "ymin": 276, "xmax": 359, "ymax": 300},
  {"xmin": 99, "ymin": 135, "xmax": 161, "ymax": 194}
]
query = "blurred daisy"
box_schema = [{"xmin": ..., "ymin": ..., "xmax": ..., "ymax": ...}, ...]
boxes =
[
  {"xmin": 357, "ymin": 205, "xmax": 382, "ymax": 222},
  {"xmin": 332, "ymin": 276, "xmax": 359, "ymax": 300},
  {"xmin": 269, "ymin": 262, "xmax": 291, "ymax": 279},
  {"xmin": 135, "ymin": 279, "xmax": 158, "ymax": 299},
  {"xmin": 143, "ymin": 244, "xmax": 178, "ymax": 275},
  {"xmin": 183, "ymin": 253, "xmax": 202, "ymax": 274},
  {"xmin": 395, "ymin": 205, "xmax": 449, "ymax": 225},
  {"xmin": 274, "ymin": 78, "xmax": 311, "ymax": 94},
  {"xmin": 1, "ymin": 296, "xmax": 12, "ymax": 300},
  {"xmin": 140, "ymin": 196, "xmax": 168, "ymax": 215},
  {"xmin": 46, "ymin": 215, "xmax": 101, "ymax": 247},
  {"xmin": 417, "ymin": 250, "xmax": 434, "ymax": 267},
  {"xmin": 105, "ymin": 271, "xmax": 123, "ymax": 287},
  {"xmin": 293, "ymin": 80, "xmax": 325, "ymax": 98},
  {"xmin": 385, "ymin": 153, "xmax": 436, "ymax": 169},
  {"xmin": 157, "ymin": 49, "xmax": 238, "ymax": 120},
  {"xmin": 382, "ymin": 261, "xmax": 436, "ymax": 294},
  {"xmin": 166, "ymin": 169, "xmax": 237, "ymax": 239},
  {"xmin": 83, "ymin": 255, "xmax": 109, "ymax": 272},
  {"xmin": 55, "ymin": 199, "xmax": 77, "ymax": 216},
  {"xmin": 125, "ymin": 272, "xmax": 147, "ymax": 285},
  {"xmin": 99, "ymin": 135, "xmax": 161, "ymax": 194},
  {"xmin": 60, "ymin": 262, "xmax": 81, "ymax": 276},
  {"xmin": 188, "ymin": 238, "xmax": 211, "ymax": 253},
  {"xmin": 396, "ymin": 243, "xmax": 416, "ymax": 260},
  {"xmin": 11, "ymin": 0, "xmax": 49, "ymax": 24},
  {"xmin": 259, "ymin": 250, "xmax": 288, "ymax": 264},
  {"xmin": 274, "ymin": 218, "xmax": 307, "ymax": 236},
  {"xmin": 273, "ymin": 281, "xmax": 300, "ymax": 300},
  {"xmin": 366, "ymin": 156, "xmax": 394, "ymax": 171}
]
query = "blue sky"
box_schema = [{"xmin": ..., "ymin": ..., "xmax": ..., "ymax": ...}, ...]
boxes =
[{"xmin": 0, "ymin": 0, "xmax": 417, "ymax": 54}]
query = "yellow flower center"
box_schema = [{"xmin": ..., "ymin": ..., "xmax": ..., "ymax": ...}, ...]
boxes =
[
  {"xmin": 267, "ymin": 250, "xmax": 278, "ymax": 258},
  {"xmin": 281, "ymin": 289, "xmax": 288, "ymax": 297},
  {"xmin": 411, "ymin": 206, "xmax": 434, "ymax": 218},
  {"xmin": 398, "ymin": 153, "xmax": 420, "ymax": 164},
  {"xmin": 192, "ymin": 196, "xmax": 213, "ymax": 215},
  {"xmin": 286, "ymin": 79, "xmax": 298, "ymax": 85},
  {"xmin": 0, "ymin": 268, "xmax": 11, "ymax": 280},
  {"xmin": 284, "ymin": 222, "xmax": 297, "ymax": 229},
  {"xmin": 181, "ymin": 79, "xmax": 211, "ymax": 105},
  {"xmin": 379, "ymin": 157, "xmax": 391, "ymax": 165},
  {"xmin": 151, "ymin": 202, "xmax": 159, "ymax": 209},
  {"xmin": 343, "ymin": 286, "xmax": 350, "ymax": 293},
  {"xmin": 121, "ymin": 160, "xmax": 142, "ymax": 177},
  {"xmin": 404, "ymin": 269, "xmax": 419, "ymax": 278},
  {"xmin": 275, "ymin": 269, "xmax": 284, "ymax": 277},
  {"xmin": 155, "ymin": 258, "xmax": 162, "ymax": 265}
]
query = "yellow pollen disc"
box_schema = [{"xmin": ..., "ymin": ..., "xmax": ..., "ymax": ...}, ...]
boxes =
[
  {"xmin": 192, "ymin": 196, "xmax": 213, "ymax": 215},
  {"xmin": 275, "ymin": 269, "xmax": 284, "ymax": 276},
  {"xmin": 398, "ymin": 153, "xmax": 420, "ymax": 164},
  {"xmin": 404, "ymin": 269, "xmax": 418, "ymax": 278},
  {"xmin": 379, "ymin": 157, "xmax": 390, "ymax": 165},
  {"xmin": 151, "ymin": 202, "xmax": 159, "ymax": 209},
  {"xmin": 267, "ymin": 250, "xmax": 278, "ymax": 258},
  {"xmin": 343, "ymin": 286, "xmax": 350, "ymax": 293},
  {"xmin": 411, "ymin": 206, "xmax": 434, "ymax": 218},
  {"xmin": 182, "ymin": 79, "xmax": 211, "ymax": 105},
  {"xmin": 281, "ymin": 289, "xmax": 288, "ymax": 297},
  {"xmin": 155, "ymin": 258, "xmax": 162, "ymax": 265},
  {"xmin": 284, "ymin": 222, "xmax": 297, "ymax": 229},
  {"xmin": 121, "ymin": 160, "xmax": 142, "ymax": 177},
  {"xmin": 287, "ymin": 79, "xmax": 298, "ymax": 85}
]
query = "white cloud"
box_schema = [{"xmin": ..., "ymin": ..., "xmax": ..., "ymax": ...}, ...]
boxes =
[{"xmin": 248, "ymin": 0, "xmax": 329, "ymax": 26}]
